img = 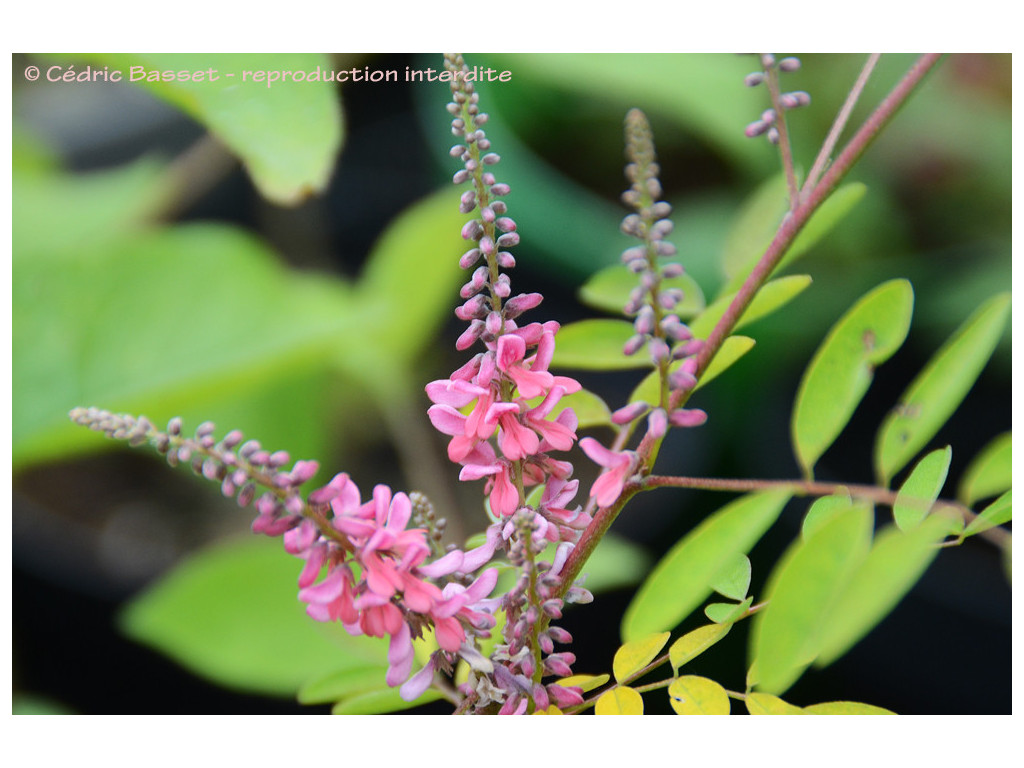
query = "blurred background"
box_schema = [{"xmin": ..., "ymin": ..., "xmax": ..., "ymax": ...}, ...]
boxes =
[{"xmin": 11, "ymin": 53, "xmax": 1011, "ymax": 714}]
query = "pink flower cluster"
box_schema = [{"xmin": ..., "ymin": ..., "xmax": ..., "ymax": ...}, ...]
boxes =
[
  {"xmin": 282, "ymin": 474, "xmax": 500, "ymax": 700},
  {"xmin": 426, "ymin": 326, "xmax": 586, "ymax": 528}
]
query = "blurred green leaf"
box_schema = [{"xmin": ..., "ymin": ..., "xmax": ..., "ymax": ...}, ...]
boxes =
[
  {"xmin": 579, "ymin": 533, "xmax": 652, "ymax": 593},
  {"xmin": 875, "ymin": 293, "xmax": 1011, "ymax": 485},
  {"xmin": 297, "ymin": 666, "xmax": 389, "ymax": 705},
  {"xmin": 751, "ymin": 504, "xmax": 873, "ymax": 695},
  {"xmin": 621, "ymin": 490, "xmax": 790, "ymax": 642},
  {"xmin": 893, "ymin": 447, "xmax": 952, "ymax": 531},
  {"xmin": 722, "ymin": 180, "xmax": 866, "ymax": 293},
  {"xmin": 353, "ymin": 187, "xmax": 467, "ymax": 367},
  {"xmin": 963, "ymin": 491, "xmax": 1012, "ymax": 538},
  {"xmin": 814, "ymin": 516, "xmax": 949, "ymax": 668},
  {"xmin": 669, "ymin": 623, "xmax": 732, "ymax": 674},
  {"xmin": 689, "ymin": 275, "xmax": 813, "ymax": 340},
  {"xmin": 801, "ymin": 491, "xmax": 853, "ymax": 541},
  {"xmin": 92, "ymin": 53, "xmax": 343, "ymax": 205},
  {"xmin": 556, "ymin": 674, "xmax": 610, "ymax": 693},
  {"xmin": 612, "ymin": 632, "xmax": 670, "ymax": 684},
  {"xmin": 578, "ymin": 263, "xmax": 705, "ymax": 319},
  {"xmin": 792, "ymin": 279, "xmax": 914, "ymax": 478},
  {"xmin": 331, "ymin": 686, "xmax": 442, "ymax": 715},
  {"xmin": 552, "ymin": 319, "xmax": 646, "ymax": 370},
  {"xmin": 668, "ymin": 676, "xmax": 731, "ymax": 715},
  {"xmin": 528, "ymin": 388, "xmax": 613, "ymax": 430},
  {"xmin": 119, "ymin": 536, "xmax": 388, "ymax": 697},
  {"xmin": 745, "ymin": 692, "xmax": 804, "ymax": 715},
  {"xmin": 958, "ymin": 432, "xmax": 1012, "ymax": 507}
]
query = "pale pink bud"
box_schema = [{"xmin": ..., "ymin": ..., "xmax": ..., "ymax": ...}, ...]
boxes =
[{"xmin": 669, "ymin": 408, "xmax": 708, "ymax": 428}]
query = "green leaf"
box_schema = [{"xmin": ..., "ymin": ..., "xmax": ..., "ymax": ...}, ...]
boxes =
[
  {"xmin": 751, "ymin": 505, "xmax": 873, "ymax": 695},
  {"xmin": 705, "ymin": 597, "xmax": 753, "ymax": 624},
  {"xmin": 93, "ymin": 53, "xmax": 343, "ymax": 205},
  {"xmin": 595, "ymin": 686, "xmax": 644, "ymax": 715},
  {"xmin": 722, "ymin": 180, "xmax": 866, "ymax": 292},
  {"xmin": 893, "ymin": 447, "xmax": 952, "ymax": 531},
  {"xmin": 722, "ymin": 174, "xmax": 788, "ymax": 283},
  {"xmin": 815, "ymin": 516, "xmax": 949, "ymax": 668},
  {"xmin": 331, "ymin": 686, "xmax": 441, "ymax": 715},
  {"xmin": 119, "ymin": 536, "xmax": 388, "ymax": 697},
  {"xmin": 710, "ymin": 554, "xmax": 751, "ymax": 600},
  {"xmin": 579, "ymin": 263, "xmax": 705, "ymax": 319},
  {"xmin": 354, "ymin": 188, "xmax": 468, "ymax": 365},
  {"xmin": 668, "ymin": 676, "xmax": 731, "ymax": 715},
  {"xmin": 627, "ymin": 335, "xmax": 755, "ymax": 407},
  {"xmin": 297, "ymin": 667, "xmax": 390, "ymax": 705},
  {"xmin": 612, "ymin": 632, "xmax": 671, "ymax": 684},
  {"xmin": 958, "ymin": 432, "xmax": 1012, "ymax": 506},
  {"xmin": 622, "ymin": 490, "xmax": 790, "ymax": 641},
  {"xmin": 875, "ymin": 293, "xmax": 1011, "ymax": 485},
  {"xmin": 579, "ymin": 533, "xmax": 653, "ymax": 593},
  {"xmin": 745, "ymin": 692, "xmax": 804, "ymax": 715},
  {"xmin": 963, "ymin": 491, "xmax": 1012, "ymax": 538},
  {"xmin": 792, "ymin": 279, "xmax": 914, "ymax": 478},
  {"xmin": 551, "ymin": 319, "xmax": 648, "ymax": 370},
  {"xmin": 689, "ymin": 275, "xmax": 813, "ymax": 340},
  {"xmin": 528, "ymin": 388, "xmax": 613, "ymax": 430},
  {"xmin": 669, "ymin": 623, "xmax": 732, "ymax": 674},
  {"xmin": 804, "ymin": 701, "xmax": 895, "ymax": 715},
  {"xmin": 801, "ymin": 491, "xmax": 853, "ymax": 541}
]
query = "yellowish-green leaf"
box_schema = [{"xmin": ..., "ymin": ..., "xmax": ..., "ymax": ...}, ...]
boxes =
[
  {"xmin": 710, "ymin": 554, "xmax": 751, "ymax": 600},
  {"xmin": 963, "ymin": 491, "xmax": 1012, "ymax": 538},
  {"xmin": 959, "ymin": 432, "xmax": 1012, "ymax": 506},
  {"xmin": 815, "ymin": 515, "xmax": 949, "ymax": 668},
  {"xmin": 705, "ymin": 597, "xmax": 752, "ymax": 624},
  {"xmin": 533, "ymin": 705, "xmax": 564, "ymax": 715},
  {"xmin": 801, "ymin": 491, "xmax": 852, "ymax": 541},
  {"xmin": 792, "ymin": 279, "xmax": 914, "ymax": 478},
  {"xmin": 612, "ymin": 631, "xmax": 671, "ymax": 684},
  {"xmin": 668, "ymin": 676, "xmax": 731, "ymax": 715},
  {"xmin": 556, "ymin": 674, "xmax": 610, "ymax": 693},
  {"xmin": 689, "ymin": 275, "xmax": 813, "ymax": 339},
  {"xmin": 893, "ymin": 447, "xmax": 952, "ymax": 531},
  {"xmin": 751, "ymin": 505, "xmax": 873, "ymax": 694},
  {"xmin": 579, "ymin": 263, "xmax": 705, "ymax": 319},
  {"xmin": 669, "ymin": 623, "xmax": 732, "ymax": 674},
  {"xmin": 622, "ymin": 490, "xmax": 790, "ymax": 641},
  {"xmin": 595, "ymin": 687, "xmax": 644, "ymax": 715},
  {"xmin": 804, "ymin": 701, "xmax": 895, "ymax": 715},
  {"xmin": 552, "ymin": 319, "xmax": 649, "ymax": 370},
  {"xmin": 875, "ymin": 293, "xmax": 1011, "ymax": 485},
  {"xmin": 745, "ymin": 692, "xmax": 804, "ymax": 715}
]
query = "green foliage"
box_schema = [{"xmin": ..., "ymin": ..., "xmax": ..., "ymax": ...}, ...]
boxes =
[
  {"xmin": 621, "ymin": 490, "xmax": 790, "ymax": 641},
  {"xmin": 962, "ymin": 491, "xmax": 1012, "ymax": 539},
  {"xmin": 579, "ymin": 264, "xmax": 705, "ymax": 319},
  {"xmin": 89, "ymin": 53, "xmax": 343, "ymax": 205},
  {"xmin": 875, "ymin": 293, "xmax": 1011, "ymax": 485},
  {"xmin": 791, "ymin": 279, "xmax": 914, "ymax": 478},
  {"xmin": 119, "ymin": 536, "xmax": 389, "ymax": 697},
  {"xmin": 687, "ymin": 275, "xmax": 813, "ymax": 339},
  {"xmin": 893, "ymin": 447, "xmax": 952, "ymax": 531},
  {"xmin": 750, "ymin": 504, "xmax": 873, "ymax": 694},
  {"xmin": 668, "ymin": 623, "xmax": 731, "ymax": 674},
  {"xmin": 958, "ymin": 432, "xmax": 1012, "ymax": 507},
  {"xmin": 552, "ymin": 319, "xmax": 648, "ymax": 370},
  {"xmin": 628, "ymin": 335, "xmax": 755, "ymax": 407}
]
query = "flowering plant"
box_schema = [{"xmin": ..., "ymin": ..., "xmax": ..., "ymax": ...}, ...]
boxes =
[{"xmin": 15, "ymin": 52, "xmax": 1010, "ymax": 715}]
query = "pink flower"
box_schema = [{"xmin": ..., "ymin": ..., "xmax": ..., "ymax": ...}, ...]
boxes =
[{"xmin": 579, "ymin": 437, "xmax": 636, "ymax": 508}]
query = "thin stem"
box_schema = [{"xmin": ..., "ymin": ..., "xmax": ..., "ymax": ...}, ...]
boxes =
[
  {"xmin": 762, "ymin": 57, "xmax": 800, "ymax": 211},
  {"xmin": 802, "ymin": 53, "xmax": 882, "ymax": 199}
]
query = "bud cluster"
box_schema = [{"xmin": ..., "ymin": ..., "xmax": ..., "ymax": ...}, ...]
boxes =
[{"xmin": 744, "ymin": 54, "xmax": 811, "ymax": 144}]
